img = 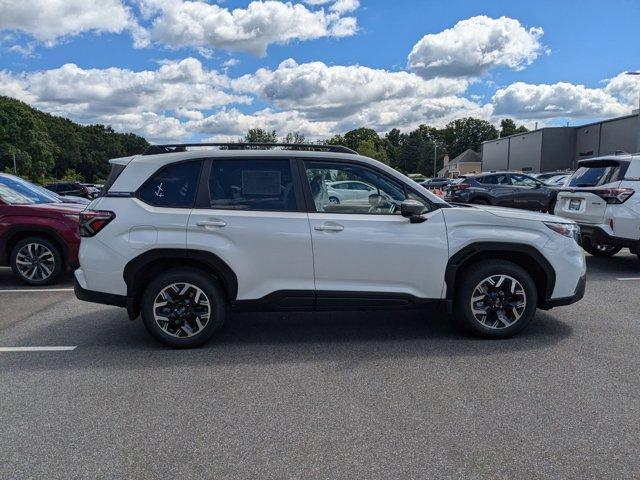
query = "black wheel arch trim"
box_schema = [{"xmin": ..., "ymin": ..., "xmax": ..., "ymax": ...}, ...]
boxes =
[
  {"xmin": 444, "ymin": 242, "xmax": 556, "ymax": 312},
  {"xmin": 123, "ymin": 248, "xmax": 239, "ymax": 319}
]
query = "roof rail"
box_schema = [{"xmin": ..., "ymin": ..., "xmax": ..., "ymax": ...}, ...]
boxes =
[{"xmin": 142, "ymin": 143, "xmax": 358, "ymax": 156}]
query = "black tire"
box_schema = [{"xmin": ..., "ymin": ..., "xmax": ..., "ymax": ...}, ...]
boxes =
[
  {"xmin": 471, "ymin": 198, "xmax": 489, "ymax": 205},
  {"xmin": 582, "ymin": 243, "xmax": 621, "ymax": 257},
  {"xmin": 454, "ymin": 260, "xmax": 538, "ymax": 339},
  {"xmin": 328, "ymin": 196, "xmax": 340, "ymax": 204},
  {"xmin": 10, "ymin": 236, "xmax": 63, "ymax": 286},
  {"xmin": 141, "ymin": 269, "xmax": 226, "ymax": 348}
]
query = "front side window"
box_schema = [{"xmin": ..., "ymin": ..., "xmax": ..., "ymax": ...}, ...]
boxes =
[
  {"xmin": 208, "ymin": 159, "xmax": 298, "ymax": 211},
  {"xmin": 510, "ymin": 174, "xmax": 539, "ymax": 187},
  {"xmin": 138, "ymin": 160, "xmax": 201, "ymax": 207},
  {"xmin": 305, "ymin": 160, "xmax": 427, "ymax": 215}
]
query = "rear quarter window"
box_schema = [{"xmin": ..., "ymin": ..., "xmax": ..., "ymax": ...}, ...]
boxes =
[{"xmin": 137, "ymin": 160, "xmax": 202, "ymax": 208}]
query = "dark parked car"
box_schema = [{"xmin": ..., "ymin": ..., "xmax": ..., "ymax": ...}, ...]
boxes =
[
  {"xmin": 0, "ymin": 174, "xmax": 90, "ymax": 205},
  {"xmin": 418, "ymin": 177, "xmax": 451, "ymax": 189},
  {"xmin": 0, "ymin": 182, "xmax": 83, "ymax": 285},
  {"xmin": 444, "ymin": 172, "xmax": 557, "ymax": 212},
  {"xmin": 45, "ymin": 181, "xmax": 98, "ymax": 199}
]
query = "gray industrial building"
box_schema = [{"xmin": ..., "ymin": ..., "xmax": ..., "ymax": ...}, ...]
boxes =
[{"xmin": 481, "ymin": 113, "xmax": 640, "ymax": 173}]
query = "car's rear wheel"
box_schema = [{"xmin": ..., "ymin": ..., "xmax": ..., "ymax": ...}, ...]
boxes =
[
  {"xmin": 328, "ymin": 196, "xmax": 340, "ymax": 204},
  {"xmin": 582, "ymin": 243, "xmax": 621, "ymax": 257},
  {"xmin": 454, "ymin": 260, "xmax": 538, "ymax": 339},
  {"xmin": 141, "ymin": 269, "xmax": 226, "ymax": 348},
  {"xmin": 10, "ymin": 236, "xmax": 63, "ymax": 286}
]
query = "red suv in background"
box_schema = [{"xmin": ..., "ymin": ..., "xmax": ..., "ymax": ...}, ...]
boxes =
[{"xmin": 0, "ymin": 175, "xmax": 84, "ymax": 285}]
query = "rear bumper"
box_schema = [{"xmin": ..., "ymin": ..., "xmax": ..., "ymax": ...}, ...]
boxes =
[
  {"xmin": 578, "ymin": 224, "xmax": 639, "ymax": 249},
  {"xmin": 540, "ymin": 271, "xmax": 586, "ymax": 309},
  {"xmin": 74, "ymin": 277, "xmax": 127, "ymax": 308}
]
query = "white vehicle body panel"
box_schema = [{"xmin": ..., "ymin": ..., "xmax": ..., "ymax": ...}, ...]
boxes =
[
  {"xmin": 308, "ymin": 209, "xmax": 448, "ymax": 298},
  {"xmin": 187, "ymin": 209, "xmax": 314, "ymax": 299}
]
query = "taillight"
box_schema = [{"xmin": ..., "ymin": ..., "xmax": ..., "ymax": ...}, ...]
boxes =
[
  {"xmin": 79, "ymin": 210, "xmax": 115, "ymax": 237},
  {"xmin": 591, "ymin": 188, "xmax": 634, "ymax": 204}
]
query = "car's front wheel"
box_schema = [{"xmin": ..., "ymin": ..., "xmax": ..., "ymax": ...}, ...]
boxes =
[
  {"xmin": 454, "ymin": 260, "xmax": 538, "ymax": 339},
  {"xmin": 10, "ymin": 236, "xmax": 63, "ymax": 286},
  {"xmin": 582, "ymin": 242, "xmax": 621, "ymax": 257},
  {"xmin": 141, "ymin": 269, "xmax": 226, "ymax": 348}
]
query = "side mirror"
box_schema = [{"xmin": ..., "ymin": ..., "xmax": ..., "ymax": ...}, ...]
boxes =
[
  {"xmin": 534, "ymin": 182, "xmax": 543, "ymax": 189},
  {"xmin": 400, "ymin": 199, "xmax": 427, "ymax": 223}
]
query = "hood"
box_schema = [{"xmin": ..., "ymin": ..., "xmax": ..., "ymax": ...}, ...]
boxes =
[{"xmin": 455, "ymin": 204, "xmax": 574, "ymax": 224}]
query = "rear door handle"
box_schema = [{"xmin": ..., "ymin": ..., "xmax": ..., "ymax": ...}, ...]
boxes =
[
  {"xmin": 314, "ymin": 223, "xmax": 344, "ymax": 232},
  {"xmin": 196, "ymin": 219, "xmax": 226, "ymax": 228}
]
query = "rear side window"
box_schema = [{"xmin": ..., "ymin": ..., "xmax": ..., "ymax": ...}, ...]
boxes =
[
  {"xmin": 567, "ymin": 162, "xmax": 629, "ymax": 187},
  {"xmin": 138, "ymin": 161, "xmax": 201, "ymax": 207},
  {"xmin": 208, "ymin": 159, "xmax": 298, "ymax": 211}
]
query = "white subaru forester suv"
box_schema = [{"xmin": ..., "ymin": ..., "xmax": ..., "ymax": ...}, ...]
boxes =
[
  {"xmin": 555, "ymin": 153, "xmax": 640, "ymax": 259},
  {"xmin": 75, "ymin": 143, "xmax": 586, "ymax": 347}
]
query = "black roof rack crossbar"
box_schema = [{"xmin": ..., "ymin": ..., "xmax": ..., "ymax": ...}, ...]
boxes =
[{"xmin": 142, "ymin": 143, "xmax": 358, "ymax": 155}]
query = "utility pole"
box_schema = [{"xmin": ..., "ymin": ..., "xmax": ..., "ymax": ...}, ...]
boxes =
[
  {"xmin": 12, "ymin": 152, "xmax": 17, "ymax": 174},
  {"xmin": 625, "ymin": 72, "xmax": 640, "ymax": 153},
  {"xmin": 433, "ymin": 143, "xmax": 437, "ymax": 178}
]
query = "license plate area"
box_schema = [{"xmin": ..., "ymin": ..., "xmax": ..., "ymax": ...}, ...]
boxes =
[{"xmin": 568, "ymin": 199, "xmax": 582, "ymax": 211}]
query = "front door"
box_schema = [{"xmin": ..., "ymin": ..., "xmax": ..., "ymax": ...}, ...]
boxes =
[
  {"xmin": 302, "ymin": 159, "xmax": 449, "ymax": 304},
  {"xmin": 187, "ymin": 157, "xmax": 315, "ymax": 303},
  {"xmin": 509, "ymin": 174, "xmax": 550, "ymax": 210}
]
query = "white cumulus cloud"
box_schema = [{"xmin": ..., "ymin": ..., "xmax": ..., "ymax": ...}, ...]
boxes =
[
  {"xmin": 141, "ymin": 0, "xmax": 359, "ymax": 56},
  {"xmin": 491, "ymin": 81, "xmax": 629, "ymax": 119},
  {"xmin": 0, "ymin": 0, "xmax": 135, "ymax": 45},
  {"xmin": 408, "ymin": 16, "xmax": 544, "ymax": 79}
]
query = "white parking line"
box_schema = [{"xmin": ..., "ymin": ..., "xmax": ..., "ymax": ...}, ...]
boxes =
[
  {"xmin": 617, "ymin": 277, "xmax": 640, "ymax": 281},
  {"xmin": 0, "ymin": 346, "xmax": 77, "ymax": 352},
  {"xmin": 0, "ymin": 288, "xmax": 74, "ymax": 293}
]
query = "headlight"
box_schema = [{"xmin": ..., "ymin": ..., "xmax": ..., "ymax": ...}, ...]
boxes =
[{"xmin": 544, "ymin": 222, "xmax": 580, "ymax": 241}]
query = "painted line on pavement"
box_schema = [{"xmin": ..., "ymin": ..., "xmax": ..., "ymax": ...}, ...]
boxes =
[
  {"xmin": 0, "ymin": 288, "xmax": 74, "ymax": 293},
  {"xmin": 0, "ymin": 346, "xmax": 77, "ymax": 352},
  {"xmin": 617, "ymin": 277, "xmax": 640, "ymax": 281}
]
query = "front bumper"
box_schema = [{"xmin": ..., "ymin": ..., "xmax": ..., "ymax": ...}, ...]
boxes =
[
  {"xmin": 540, "ymin": 271, "xmax": 586, "ymax": 309},
  {"xmin": 578, "ymin": 224, "xmax": 639, "ymax": 250}
]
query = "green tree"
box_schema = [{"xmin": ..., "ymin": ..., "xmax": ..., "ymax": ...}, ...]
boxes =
[
  {"xmin": 499, "ymin": 118, "xmax": 529, "ymax": 138},
  {"xmin": 244, "ymin": 128, "xmax": 277, "ymax": 143},
  {"xmin": 357, "ymin": 138, "xmax": 388, "ymax": 164},
  {"xmin": 343, "ymin": 127, "xmax": 379, "ymax": 151},
  {"xmin": 282, "ymin": 132, "xmax": 306, "ymax": 144},
  {"xmin": 441, "ymin": 117, "xmax": 498, "ymax": 159}
]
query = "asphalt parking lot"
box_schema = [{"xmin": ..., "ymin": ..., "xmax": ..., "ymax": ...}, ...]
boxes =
[{"xmin": 1, "ymin": 255, "xmax": 639, "ymax": 480}]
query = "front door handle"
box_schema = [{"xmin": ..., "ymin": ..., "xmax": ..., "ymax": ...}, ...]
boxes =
[
  {"xmin": 314, "ymin": 223, "xmax": 344, "ymax": 232},
  {"xmin": 196, "ymin": 219, "xmax": 226, "ymax": 228}
]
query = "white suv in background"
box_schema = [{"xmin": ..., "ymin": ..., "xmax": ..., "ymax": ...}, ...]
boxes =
[
  {"xmin": 555, "ymin": 153, "xmax": 640, "ymax": 258},
  {"xmin": 75, "ymin": 143, "xmax": 586, "ymax": 348}
]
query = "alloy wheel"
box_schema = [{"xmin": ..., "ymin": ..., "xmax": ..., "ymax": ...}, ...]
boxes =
[
  {"xmin": 153, "ymin": 283, "xmax": 211, "ymax": 338},
  {"xmin": 15, "ymin": 243, "xmax": 56, "ymax": 282},
  {"xmin": 469, "ymin": 274, "xmax": 527, "ymax": 329}
]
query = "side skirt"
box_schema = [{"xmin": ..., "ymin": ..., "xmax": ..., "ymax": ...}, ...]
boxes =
[{"xmin": 231, "ymin": 290, "xmax": 443, "ymax": 312}]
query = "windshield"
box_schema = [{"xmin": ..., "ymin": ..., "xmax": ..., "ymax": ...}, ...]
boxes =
[
  {"xmin": 0, "ymin": 184, "xmax": 36, "ymax": 204},
  {"xmin": 0, "ymin": 176, "xmax": 61, "ymax": 204},
  {"xmin": 567, "ymin": 163, "xmax": 628, "ymax": 187}
]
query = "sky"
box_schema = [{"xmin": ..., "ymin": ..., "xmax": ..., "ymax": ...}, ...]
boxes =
[{"xmin": 0, "ymin": 0, "xmax": 639, "ymax": 143}]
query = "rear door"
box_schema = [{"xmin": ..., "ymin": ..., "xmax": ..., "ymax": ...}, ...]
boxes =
[
  {"xmin": 187, "ymin": 157, "xmax": 315, "ymax": 303},
  {"xmin": 477, "ymin": 174, "xmax": 514, "ymax": 207},
  {"xmin": 555, "ymin": 159, "xmax": 628, "ymax": 223}
]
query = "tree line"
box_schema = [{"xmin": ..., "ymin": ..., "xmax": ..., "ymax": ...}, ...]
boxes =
[
  {"xmin": 0, "ymin": 96, "xmax": 148, "ymax": 182},
  {"xmin": 243, "ymin": 117, "xmax": 527, "ymax": 175},
  {"xmin": 1, "ymin": 95, "xmax": 528, "ymax": 182}
]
